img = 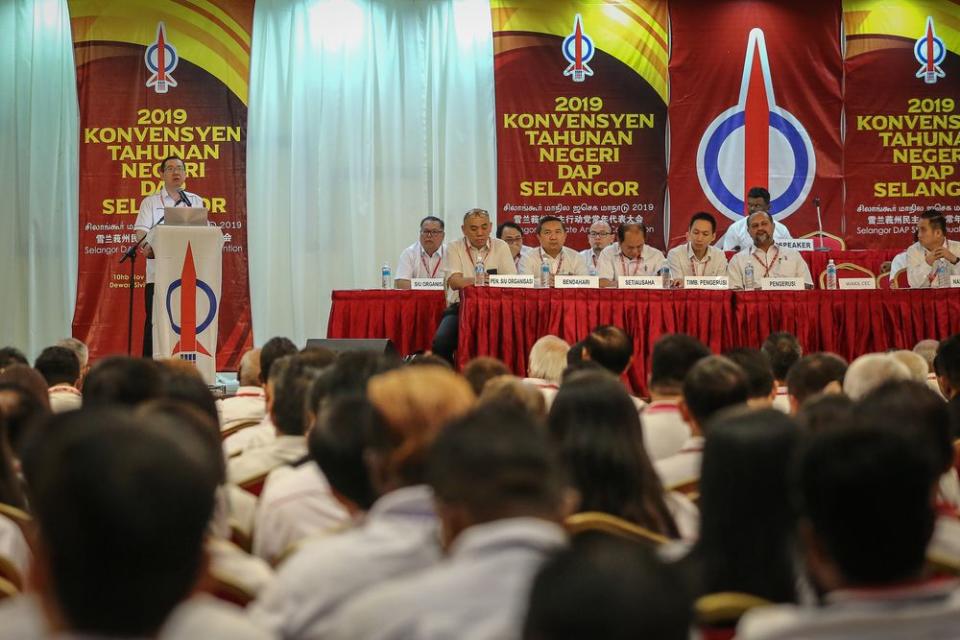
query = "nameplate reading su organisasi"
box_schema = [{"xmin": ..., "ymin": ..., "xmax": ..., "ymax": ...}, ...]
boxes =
[
  {"xmin": 554, "ymin": 275, "xmax": 599, "ymax": 289},
  {"xmin": 411, "ymin": 278, "xmax": 444, "ymax": 290},
  {"xmin": 489, "ymin": 274, "xmax": 535, "ymax": 289}
]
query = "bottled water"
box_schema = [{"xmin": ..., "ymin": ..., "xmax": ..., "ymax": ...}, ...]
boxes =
[
  {"xmin": 661, "ymin": 264, "xmax": 671, "ymax": 289},
  {"xmin": 474, "ymin": 256, "xmax": 487, "ymax": 287},
  {"xmin": 743, "ymin": 262, "xmax": 755, "ymax": 290},
  {"xmin": 540, "ymin": 261, "xmax": 551, "ymax": 288},
  {"xmin": 381, "ymin": 263, "xmax": 392, "ymax": 289},
  {"xmin": 825, "ymin": 259, "xmax": 838, "ymax": 290},
  {"xmin": 936, "ymin": 258, "xmax": 950, "ymax": 288}
]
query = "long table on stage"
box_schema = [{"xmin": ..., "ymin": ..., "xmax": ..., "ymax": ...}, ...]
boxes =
[{"xmin": 326, "ymin": 289, "xmax": 445, "ymax": 356}]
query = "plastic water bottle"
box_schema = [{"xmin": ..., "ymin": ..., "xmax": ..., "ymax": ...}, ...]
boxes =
[
  {"xmin": 381, "ymin": 263, "xmax": 392, "ymax": 289},
  {"xmin": 825, "ymin": 259, "xmax": 838, "ymax": 290},
  {"xmin": 743, "ymin": 262, "xmax": 755, "ymax": 290},
  {"xmin": 540, "ymin": 261, "xmax": 551, "ymax": 288},
  {"xmin": 474, "ymin": 256, "xmax": 487, "ymax": 287},
  {"xmin": 661, "ymin": 264, "xmax": 671, "ymax": 289},
  {"xmin": 936, "ymin": 258, "xmax": 950, "ymax": 288}
]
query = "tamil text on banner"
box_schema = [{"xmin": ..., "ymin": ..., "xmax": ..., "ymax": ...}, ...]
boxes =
[
  {"xmin": 491, "ymin": 1, "xmax": 668, "ymax": 252},
  {"xmin": 69, "ymin": 0, "xmax": 254, "ymax": 369},
  {"xmin": 844, "ymin": 1, "xmax": 960, "ymax": 249},
  {"xmin": 667, "ymin": 1, "xmax": 843, "ymax": 250}
]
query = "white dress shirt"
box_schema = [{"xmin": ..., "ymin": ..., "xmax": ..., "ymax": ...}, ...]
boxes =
[
  {"xmin": 597, "ymin": 245, "xmax": 667, "ymax": 281},
  {"xmin": 48, "ymin": 384, "xmax": 82, "ymax": 413},
  {"xmin": 519, "ymin": 246, "xmax": 589, "ymax": 278},
  {"xmin": 640, "ymin": 400, "xmax": 691, "ymax": 461},
  {"xmin": 218, "ymin": 386, "xmax": 266, "ymax": 430},
  {"xmin": 666, "ymin": 243, "xmax": 729, "ymax": 279},
  {"xmin": 721, "ymin": 217, "xmax": 793, "ymax": 251},
  {"xmin": 248, "ymin": 485, "xmax": 440, "ymax": 639},
  {"xmin": 328, "ymin": 517, "xmax": 567, "ymax": 640},
  {"xmin": 134, "ymin": 186, "xmax": 204, "ymax": 283},
  {"xmin": 252, "ymin": 461, "xmax": 350, "ymax": 564},
  {"xmin": 579, "ymin": 247, "xmax": 605, "ymax": 275},
  {"xmin": 223, "ymin": 415, "xmax": 276, "ymax": 458},
  {"xmin": 227, "ymin": 435, "xmax": 307, "ymax": 485},
  {"xmin": 890, "ymin": 250, "xmax": 908, "ymax": 278},
  {"xmin": 396, "ymin": 242, "xmax": 447, "ymax": 281},
  {"xmin": 727, "ymin": 244, "xmax": 813, "ymax": 289},
  {"xmin": 654, "ymin": 436, "xmax": 704, "ymax": 490},
  {"xmin": 444, "ymin": 237, "xmax": 517, "ymax": 304},
  {"xmin": 904, "ymin": 240, "xmax": 960, "ymax": 289},
  {"xmin": 0, "ymin": 513, "xmax": 30, "ymax": 581},
  {"xmin": 207, "ymin": 537, "xmax": 274, "ymax": 597}
]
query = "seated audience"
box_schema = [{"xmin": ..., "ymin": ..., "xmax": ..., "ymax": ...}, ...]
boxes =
[
  {"xmin": 784, "ymin": 352, "xmax": 847, "ymax": 414},
  {"xmin": 580, "ymin": 325, "xmax": 645, "ymax": 409},
  {"xmin": 724, "ymin": 348, "xmax": 777, "ymax": 408},
  {"xmin": 518, "ymin": 216, "xmax": 588, "ymax": 281},
  {"xmin": 394, "ymin": 215, "xmax": 446, "ymax": 289},
  {"xmin": 892, "ymin": 349, "xmax": 932, "ymax": 383},
  {"xmin": 524, "ymin": 335, "xmax": 569, "ymax": 407},
  {"xmin": 0, "ymin": 380, "xmax": 50, "ymax": 458},
  {"xmin": 218, "ymin": 348, "xmax": 266, "ymax": 429},
  {"xmin": 598, "ymin": 222, "xmax": 666, "ymax": 287},
  {"xmin": 0, "ymin": 417, "xmax": 29, "ymax": 581},
  {"xmin": 934, "ymin": 334, "xmax": 960, "ymax": 437},
  {"xmin": 0, "ymin": 347, "xmax": 28, "ymax": 372},
  {"xmin": 666, "ymin": 211, "xmax": 728, "ymax": 284},
  {"xmin": 328, "ymin": 406, "xmax": 567, "ymax": 640},
  {"xmin": 34, "ymin": 346, "xmax": 82, "ymax": 413},
  {"xmin": 842, "ymin": 352, "xmax": 911, "ymax": 400},
  {"xmin": 904, "ymin": 208, "xmax": 960, "ymax": 289},
  {"xmin": 914, "ymin": 338, "xmax": 943, "ymax": 396},
  {"xmin": 478, "ymin": 375, "xmax": 547, "ymax": 421},
  {"xmin": 462, "ymin": 356, "xmax": 510, "ymax": 397},
  {"xmin": 55, "ymin": 337, "xmax": 89, "ymax": 387},
  {"xmin": 0, "ymin": 364, "xmax": 51, "ymax": 412},
  {"xmin": 761, "ymin": 332, "xmax": 803, "ymax": 412},
  {"xmin": 81, "ymin": 356, "xmax": 161, "ymax": 408},
  {"xmin": 795, "ymin": 393, "xmax": 854, "ymax": 434},
  {"xmin": 642, "ymin": 334, "xmax": 710, "ymax": 461}
]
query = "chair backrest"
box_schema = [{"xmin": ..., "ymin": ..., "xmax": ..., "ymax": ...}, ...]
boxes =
[
  {"xmin": 695, "ymin": 592, "xmax": 773, "ymax": 636},
  {"xmin": 800, "ymin": 231, "xmax": 846, "ymax": 251},
  {"xmin": 202, "ymin": 570, "xmax": 256, "ymax": 608},
  {"xmin": 818, "ymin": 262, "xmax": 875, "ymax": 289},
  {"xmin": 667, "ymin": 477, "xmax": 700, "ymax": 503},
  {"xmin": 564, "ymin": 512, "xmax": 670, "ymax": 546},
  {"xmin": 0, "ymin": 554, "xmax": 23, "ymax": 591},
  {"xmin": 237, "ymin": 471, "xmax": 269, "ymax": 497},
  {"xmin": 889, "ymin": 268, "xmax": 908, "ymax": 289},
  {"xmin": 0, "ymin": 503, "xmax": 34, "ymax": 549},
  {"xmin": 0, "ymin": 576, "xmax": 17, "ymax": 602},
  {"xmin": 221, "ymin": 419, "xmax": 262, "ymax": 440}
]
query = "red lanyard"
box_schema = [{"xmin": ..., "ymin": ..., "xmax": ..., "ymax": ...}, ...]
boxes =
[
  {"xmin": 753, "ymin": 246, "xmax": 779, "ymax": 278},
  {"xmin": 689, "ymin": 245, "xmax": 711, "ymax": 277},
  {"xmin": 619, "ymin": 252, "xmax": 642, "ymax": 276},
  {"xmin": 465, "ymin": 239, "xmax": 489, "ymax": 266},
  {"xmin": 420, "ymin": 247, "xmax": 442, "ymax": 278},
  {"xmin": 540, "ymin": 248, "xmax": 564, "ymax": 275},
  {"xmin": 590, "ymin": 252, "xmax": 599, "ymax": 268}
]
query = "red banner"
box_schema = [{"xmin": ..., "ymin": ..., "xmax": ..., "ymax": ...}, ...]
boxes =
[
  {"xmin": 492, "ymin": 1, "xmax": 669, "ymax": 250},
  {"xmin": 69, "ymin": 0, "xmax": 253, "ymax": 369},
  {"xmin": 843, "ymin": 1, "xmax": 960, "ymax": 249},
  {"xmin": 667, "ymin": 0, "xmax": 843, "ymax": 248}
]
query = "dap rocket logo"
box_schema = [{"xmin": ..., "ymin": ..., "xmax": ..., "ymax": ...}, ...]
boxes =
[
  {"xmin": 145, "ymin": 22, "xmax": 179, "ymax": 94},
  {"xmin": 165, "ymin": 243, "xmax": 217, "ymax": 364},
  {"xmin": 697, "ymin": 28, "xmax": 815, "ymax": 222},
  {"xmin": 562, "ymin": 14, "xmax": 594, "ymax": 82},
  {"xmin": 914, "ymin": 16, "xmax": 946, "ymax": 84}
]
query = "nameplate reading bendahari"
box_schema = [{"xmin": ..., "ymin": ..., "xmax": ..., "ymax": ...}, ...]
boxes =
[
  {"xmin": 684, "ymin": 276, "xmax": 729, "ymax": 290},
  {"xmin": 411, "ymin": 278, "xmax": 444, "ymax": 290},
  {"xmin": 838, "ymin": 278, "xmax": 876, "ymax": 290},
  {"xmin": 555, "ymin": 275, "xmax": 599, "ymax": 289},
  {"xmin": 760, "ymin": 277, "xmax": 805, "ymax": 291},
  {"xmin": 618, "ymin": 276, "xmax": 662, "ymax": 289},
  {"xmin": 490, "ymin": 274, "xmax": 536, "ymax": 288}
]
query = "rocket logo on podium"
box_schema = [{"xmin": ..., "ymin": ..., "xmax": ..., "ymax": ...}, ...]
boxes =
[
  {"xmin": 697, "ymin": 28, "xmax": 815, "ymax": 222},
  {"xmin": 145, "ymin": 22, "xmax": 179, "ymax": 94},
  {"xmin": 165, "ymin": 243, "xmax": 218, "ymax": 363},
  {"xmin": 914, "ymin": 16, "xmax": 946, "ymax": 85},
  {"xmin": 562, "ymin": 14, "xmax": 594, "ymax": 82}
]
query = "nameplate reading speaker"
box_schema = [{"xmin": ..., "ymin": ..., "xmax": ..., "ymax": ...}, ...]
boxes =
[
  {"xmin": 838, "ymin": 278, "xmax": 876, "ymax": 290},
  {"xmin": 684, "ymin": 276, "xmax": 729, "ymax": 290},
  {"xmin": 489, "ymin": 274, "xmax": 535, "ymax": 289},
  {"xmin": 950, "ymin": 275, "xmax": 960, "ymax": 288},
  {"xmin": 411, "ymin": 278, "xmax": 444, "ymax": 290},
  {"xmin": 778, "ymin": 239, "xmax": 815, "ymax": 252},
  {"xmin": 760, "ymin": 277, "xmax": 805, "ymax": 291},
  {"xmin": 618, "ymin": 276, "xmax": 661, "ymax": 290},
  {"xmin": 555, "ymin": 275, "xmax": 599, "ymax": 289}
]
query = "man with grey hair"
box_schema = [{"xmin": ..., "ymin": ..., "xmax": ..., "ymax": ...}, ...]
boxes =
[
  {"xmin": 432, "ymin": 209, "xmax": 515, "ymax": 363},
  {"xmin": 56, "ymin": 337, "xmax": 89, "ymax": 385},
  {"xmin": 727, "ymin": 210, "xmax": 812, "ymax": 290},
  {"xmin": 523, "ymin": 335, "xmax": 570, "ymax": 408},
  {"xmin": 579, "ymin": 219, "xmax": 614, "ymax": 275},
  {"xmin": 842, "ymin": 353, "xmax": 912, "ymax": 401},
  {"xmin": 395, "ymin": 216, "xmax": 446, "ymax": 290},
  {"xmin": 218, "ymin": 348, "xmax": 265, "ymax": 430},
  {"xmin": 914, "ymin": 339, "xmax": 944, "ymax": 396}
]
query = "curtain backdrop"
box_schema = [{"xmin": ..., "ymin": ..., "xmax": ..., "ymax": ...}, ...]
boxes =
[
  {"xmin": 0, "ymin": 0, "xmax": 78, "ymax": 360},
  {"xmin": 247, "ymin": 0, "xmax": 497, "ymax": 347}
]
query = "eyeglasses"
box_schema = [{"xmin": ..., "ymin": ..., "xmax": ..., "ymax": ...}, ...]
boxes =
[
  {"xmin": 588, "ymin": 232, "xmax": 612, "ymax": 238},
  {"xmin": 420, "ymin": 229, "xmax": 444, "ymax": 236},
  {"xmin": 163, "ymin": 165, "xmax": 185, "ymax": 173},
  {"xmin": 502, "ymin": 237, "xmax": 523, "ymax": 244}
]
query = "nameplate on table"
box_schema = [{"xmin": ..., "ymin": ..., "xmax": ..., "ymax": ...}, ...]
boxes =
[
  {"xmin": 760, "ymin": 277, "xmax": 805, "ymax": 291},
  {"xmin": 555, "ymin": 275, "xmax": 599, "ymax": 289},
  {"xmin": 838, "ymin": 278, "xmax": 876, "ymax": 290},
  {"xmin": 684, "ymin": 276, "xmax": 729, "ymax": 290},
  {"xmin": 618, "ymin": 276, "xmax": 662, "ymax": 289},
  {"xmin": 951, "ymin": 276, "xmax": 960, "ymax": 288},
  {"xmin": 410, "ymin": 278, "xmax": 444, "ymax": 290},
  {"xmin": 489, "ymin": 274, "xmax": 535, "ymax": 288},
  {"xmin": 778, "ymin": 239, "xmax": 815, "ymax": 251}
]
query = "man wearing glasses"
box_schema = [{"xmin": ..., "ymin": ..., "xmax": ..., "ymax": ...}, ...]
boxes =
[
  {"xmin": 496, "ymin": 221, "xmax": 532, "ymax": 271},
  {"xmin": 519, "ymin": 216, "xmax": 588, "ymax": 283},
  {"xmin": 395, "ymin": 216, "xmax": 446, "ymax": 289},
  {"xmin": 720, "ymin": 186, "xmax": 793, "ymax": 252},
  {"xmin": 579, "ymin": 220, "xmax": 614, "ymax": 275},
  {"xmin": 133, "ymin": 155, "xmax": 203, "ymax": 357}
]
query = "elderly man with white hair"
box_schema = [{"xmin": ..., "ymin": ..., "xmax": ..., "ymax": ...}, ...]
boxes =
[
  {"xmin": 523, "ymin": 335, "xmax": 570, "ymax": 408},
  {"xmin": 914, "ymin": 339, "xmax": 943, "ymax": 396},
  {"xmin": 842, "ymin": 353, "xmax": 912, "ymax": 400},
  {"xmin": 218, "ymin": 348, "xmax": 266, "ymax": 431}
]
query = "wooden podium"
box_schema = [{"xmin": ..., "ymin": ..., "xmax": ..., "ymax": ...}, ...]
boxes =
[{"xmin": 149, "ymin": 225, "xmax": 224, "ymax": 383}]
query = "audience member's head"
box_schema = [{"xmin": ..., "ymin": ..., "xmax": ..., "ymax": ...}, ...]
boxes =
[
  {"xmin": 648, "ymin": 334, "xmax": 711, "ymax": 398},
  {"xmin": 154, "ymin": 363, "xmax": 220, "ymax": 429},
  {"xmin": 82, "ymin": 356, "xmax": 161, "ymax": 408},
  {"xmin": 427, "ymin": 406, "xmax": 565, "ymax": 548},
  {"xmin": 680, "ymin": 356, "xmax": 749, "ymax": 433},
  {"xmin": 913, "ymin": 339, "xmax": 939, "ymax": 374},
  {"xmin": 0, "ymin": 347, "xmax": 28, "ymax": 372},
  {"xmin": 463, "ymin": 357, "xmax": 511, "ymax": 396},
  {"xmin": 405, "ymin": 353, "xmax": 452, "ymax": 369},
  {"xmin": 693, "ymin": 407, "xmax": 800, "ymax": 602},
  {"xmin": 548, "ymin": 372, "xmax": 678, "ymax": 538},
  {"xmin": 298, "ymin": 345, "xmax": 338, "ymax": 370},
  {"xmin": 796, "ymin": 425, "xmax": 936, "ymax": 591},
  {"xmin": 0, "ymin": 381, "xmax": 49, "ymax": 458},
  {"xmin": 795, "ymin": 392, "xmax": 854, "ymax": 434},
  {"xmin": 891, "ymin": 350, "xmax": 931, "ymax": 383},
  {"xmin": 842, "ymin": 353, "xmax": 911, "ymax": 400},
  {"xmin": 723, "ymin": 348, "xmax": 775, "ymax": 406},
  {"xmin": 136, "ymin": 400, "xmax": 224, "ymax": 485},
  {"xmin": 236, "ymin": 348, "xmax": 262, "ymax": 387},
  {"xmin": 0, "ymin": 364, "xmax": 51, "ymax": 411},
  {"xmin": 761, "ymin": 332, "xmax": 802, "ymax": 383},
  {"xmin": 582, "ymin": 325, "xmax": 633, "ymax": 376},
  {"xmin": 528, "ymin": 335, "xmax": 570, "ymax": 384},
  {"xmin": 366, "ymin": 367, "xmax": 475, "ymax": 491},
  {"xmin": 0, "ymin": 415, "xmax": 25, "ymax": 508},
  {"xmin": 785, "ymin": 353, "xmax": 848, "ymax": 413},
  {"xmin": 259, "ymin": 336, "xmax": 298, "ymax": 385},
  {"xmin": 566, "ymin": 339, "xmax": 586, "ymax": 367},
  {"xmin": 25, "ymin": 409, "xmax": 216, "ymax": 637},
  {"xmin": 524, "ymin": 536, "xmax": 692, "ymax": 640},
  {"xmin": 270, "ymin": 353, "xmax": 328, "ymax": 437},
  {"xmin": 55, "ymin": 338, "xmax": 89, "ymax": 377},
  {"xmin": 934, "ymin": 333, "xmax": 960, "ymax": 399},
  {"xmin": 35, "ymin": 346, "xmax": 81, "ymax": 388},
  {"xmin": 309, "ymin": 396, "xmax": 379, "ymax": 514},
  {"xmin": 477, "ymin": 376, "xmax": 546, "ymax": 421},
  {"xmin": 319, "ymin": 351, "xmax": 402, "ymax": 401},
  {"xmin": 560, "ymin": 359, "xmax": 609, "ymax": 386}
]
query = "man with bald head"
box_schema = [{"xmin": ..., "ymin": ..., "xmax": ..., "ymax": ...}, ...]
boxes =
[
  {"xmin": 580, "ymin": 219, "xmax": 614, "ymax": 275},
  {"xmin": 727, "ymin": 210, "xmax": 812, "ymax": 290},
  {"xmin": 219, "ymin": 348, "xmax": 266, "ymax": 430},
  {"xmin": 597, "ymin": 222, "xmax": 666, "ymax": 288}
]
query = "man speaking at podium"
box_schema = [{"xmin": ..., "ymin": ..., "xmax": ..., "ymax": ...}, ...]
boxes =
[{"xmin": 133, "ymin": 155, "xmax": 203, "ymax": 357}]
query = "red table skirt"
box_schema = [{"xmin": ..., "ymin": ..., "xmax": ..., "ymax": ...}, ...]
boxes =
[{"xmin": 326, "ymin": 290, "xmax": 446, "ymax": 356}]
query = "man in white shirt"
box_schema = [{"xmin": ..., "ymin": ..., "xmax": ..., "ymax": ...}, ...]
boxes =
[
  {"xmin": 497, "ymin": 221, "xmax": 533, "ymax": 272},
  {"xmin": 395, "ymin": 216, "xmax": 446, "ymax": 289},
  {"xmin": 762, "ymin": 331, "xmax": 803, "ymax": 412},
  {"xmin": 666, "ymin": 211, "xmax": 729, "ymax": 285},
  {"xmin": 519, "ymin": 215, "xmax": 588, "ymax": 283},
  {"xmin": 720, "ymin": 186, "xmax": 793, "ymax": 251},
  {"xmin": 328, "ymin": 408, "xmax": 568, "ymax": 640},
  {"xmin": 598, "ymin": 222, "xmax": 666, "ymax": 287},
  {"xmin": 905, "ymin": 208, "xmax": 960, "ymax": 288},
  {"xmin": 580, "ymin": 219, "xmax": 614, "ymax": 275},
  {"xmin": 133, "ymin": 155, "xmax": 204, "ymax": 357},
  {"xmin": 727, "ymin": 210, "xmax": 813, "ymax": 289},
  {"xmin": 218, "ymin": 348, "xmax": 264, "ymax": 430},
  {"xmin": 432, "ymin": 208, "xmax": 516, "ymax": 363},
  {"xmin": 34, "ymin": 346, "xmax": 82, "ymax": 413}
]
